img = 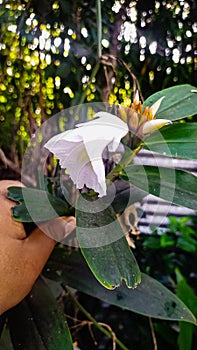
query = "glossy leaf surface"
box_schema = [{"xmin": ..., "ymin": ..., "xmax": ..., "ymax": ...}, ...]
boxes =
[
  {"xmin": 76, "ymin": 195, "xmax": 141, "ymax": 289},
  {"xmin": 144, "ymin": 123, "xmax": 197, "ymax": 159},
  {"xmin": 44, "ymin": 248, "xmax": 196, "ymax": 324},
  {"xmin": 7, "ymin": 187, "xmax": 71, "ymax": 222},
  {"xmin": 121, "ymin": 165, "xmax": 197, "ymax": 210},
  {"xmin": 143, "ymin": 84, "xmax": 197, "ymax": 121}
]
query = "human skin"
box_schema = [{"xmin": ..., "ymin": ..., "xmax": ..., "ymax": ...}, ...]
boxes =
[{"xmin": 0, "ymin": 180, "xmax": 76, "ymax": 315}]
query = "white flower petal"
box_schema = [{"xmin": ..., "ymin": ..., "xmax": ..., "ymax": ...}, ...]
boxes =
[
  {"xmin": 134, "ymin": 90, "xmax": 140, "ymax": 102},
  {"xmin": 150, "ymin": 96, "xmax": 165, "ymax": 117},
  {"xmin": 142, "ymin": 119, "xmax": 172, "ymax": 135},
  {"xmin": 77, "ymin": 111, "xmax": 128, "ymax": 130}
]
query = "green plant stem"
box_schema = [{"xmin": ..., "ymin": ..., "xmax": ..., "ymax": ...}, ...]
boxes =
[
  {"xmin": 107, "ymin": 145, "xmax": 142, "ymax": 182},
  {"xmin": 62, "ymin": 285, "xmax": 129, "ymax": 350},
  {"xmin": 96, "ymin": 0, "xmax": 102, "ymax": 58}
]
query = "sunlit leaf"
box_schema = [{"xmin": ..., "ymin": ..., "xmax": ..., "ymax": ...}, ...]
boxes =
[
  {"xmin": 143, "ymin": 84, "xmax": 197, "ymax": 121},
  {"xmin": 143, "ymin": 123, "xmax": 197, "ymax": 159}
]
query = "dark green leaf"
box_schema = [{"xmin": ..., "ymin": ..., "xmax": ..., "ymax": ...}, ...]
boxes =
[
  {"xmin": 144, "ymin": 123, "xmax": 197, "ymax": 159},
  {"xmin": 176, "ymin": 269, "xmax": 197, "ymax": 350},
  {"xmin": 143, "ymin": 84, "xmax": 197, "ymax": 121},
  {"xmin": 27, "ymin": 277, "xmax": 73, "ymax": 350},
  {"xmin": 44, "ymin": 248, "xmax": 196, "ymax": 324},
  {"xmin": 7, "ymin": 186, "xmax": 24, "ymax": 203},
  {"xmin": 121, "ymin": 165, "xmax": 197, "ymax": 211},
  {"xmin": 7, "ymin": 187, "xmax": 71, "ymax": 222},
  {"xmin": 7, "ymin": 301, "xmax": 46, "ymax": 350},
  {"xmin": 7, "ymin": 278, "xmax": 73, "ymax": 350},
  {"xmin": 11, "ymin": 203, "xmax": 33, "ymax": 222},
  {"xmin": 111, "ymin": 180, "xmax": 147, "ymax": 213},
  {"xmin": 76, "ymin": 195, "xmax": 141, "ymax": 289},
  {"xmin": 0, "ymin": 325, "xmax": 14, "ymax": 350},
  {"xmin": 0, "ymin": 315, "xmax": 6, "ymax": 338}
]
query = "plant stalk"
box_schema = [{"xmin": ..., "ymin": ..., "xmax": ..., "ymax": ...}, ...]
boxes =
[
  {"xmin": 96, "ymin": 0, "xmax": 102, "ymax": 58},
  {"xmin": 62, "ymin": 285, "xmax": 129, "ymax": 350}
]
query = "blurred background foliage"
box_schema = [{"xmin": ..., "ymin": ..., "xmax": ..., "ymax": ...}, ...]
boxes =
[{"xmin": 0, "ymin": 0, "xmax": 196, "ymax": 170}]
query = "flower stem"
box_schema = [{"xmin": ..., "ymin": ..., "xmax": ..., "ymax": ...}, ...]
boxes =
[
  {"xmin": 62, "ymin": 285, "xmax": 129, "ymax": 350},
  {"xmin": 96, "ymin": 0, "xmax": 102, "ymax": 58},
  {"xmin": 107, "ymin": 145, "xmax": 142, "ymax": 182}
]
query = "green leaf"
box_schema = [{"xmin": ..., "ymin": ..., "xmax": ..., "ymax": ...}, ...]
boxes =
[
  {"xmin": 143, "ymin": 84, "xmax": 197, "ymax": 121},
  {"xmin": 7, "ymin": 186, "xmax": 24, "ymax": 202},
  {"xmin": 176, "ymin": 269, "xmax": 197, "ymax": 350},
  {"xmin": 0, "ymin": 325, "xmax": 14, "ymax": 350},
  {"xmin": 11, "ymin": 203, "xmax": 34, "ymax": 222},
  {"xmin": 43, "ymin": 248, "xmax": 196, "ymax": 324},
  {"xmin": 177, "ymin": 236, "xmax": 197, "ymax": 253},
  {"xmin": 178, "ymin": 323, "xmax": 193, "ymax": 350},
  {"xmin": 0, "ymin": 315, "xmax": 6, "ymax": 338},
  {"xmin": 7, "ymin": 301, "xmax": 46, "ymax": 350},
  {"xmin": 143, "ymin": 123, "xmax": 197, "ymax": 159},
  {"xmin": 8, "ymin": 277, "xmax": 73, "ymax": 350},
  {"xmin": 8, "ymin": 278, "xmax": 73, "ymax": 350},
  {"xmin": 142, "ymin": 236, "xmax": 161, "ymax": 249},
  {"xmin": 111, "ymin": 180, "xmax": 147, "ymax": 213},
  {"xmin": 76, "ymin": 194, "xmax": 141, "ymax": 289},
  {"xmin": 7, "ymin": 187, "xmax": 72, "ymax": 222},
  {"xmin": 176, "ymin": 269, "xmax": 197, "ymax": 317},
  {"xmin": 160, "ymin": 233, "xmax": 175, "ymax": 248},
  {"xmin": 121, "ymin": 165, "xmax": 197, "ymax": 211}
]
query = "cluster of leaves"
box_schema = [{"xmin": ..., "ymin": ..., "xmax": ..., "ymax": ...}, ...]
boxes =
[
  {"xmin": 143, "ymin": 216, "xmax": 197, "ymax": 253},
  {"xmin": 1, "ymin": 84, "xmax": 196, "ymax": 349},
  {"xmin": 133, "ymin": 216, "xmax": 197, "ymax": 350},
  {"xmin": 67, "ymin": 216, "xmax": 197, "ymax": 350},
  {"xmin": 0, "ymin": 217, "xmax": 196, "ymax": 350}
]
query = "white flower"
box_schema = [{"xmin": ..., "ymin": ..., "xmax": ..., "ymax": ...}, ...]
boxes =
[{"xmin": 44, "ymin": 112, "xmax": 128, "ymax": 197}]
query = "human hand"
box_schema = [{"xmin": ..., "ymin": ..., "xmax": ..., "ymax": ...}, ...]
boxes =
[{"xmin": 0, "ymin": 180, "xmax": 76, "ymax": 315}]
